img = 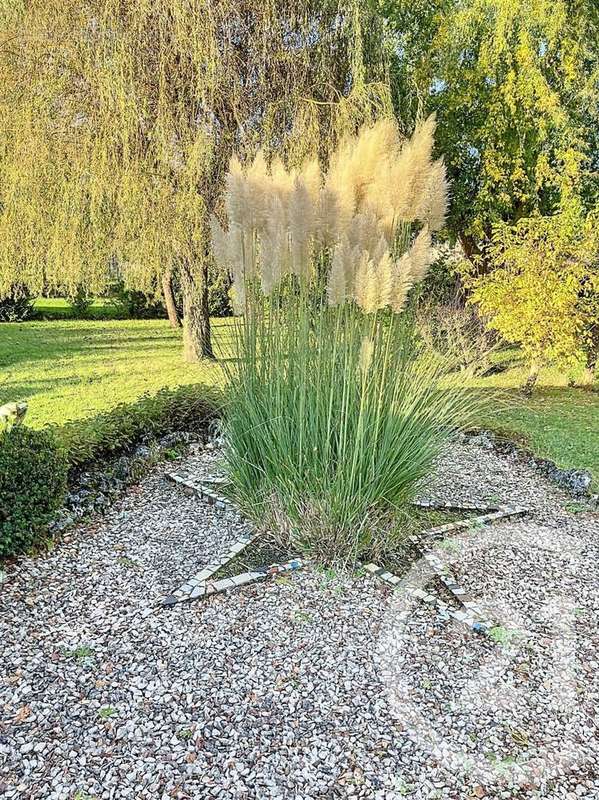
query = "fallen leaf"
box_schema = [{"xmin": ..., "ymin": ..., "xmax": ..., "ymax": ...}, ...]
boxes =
[{"xmin": 14, "ymin": 706, "xmax": 31, "ymax": 723}]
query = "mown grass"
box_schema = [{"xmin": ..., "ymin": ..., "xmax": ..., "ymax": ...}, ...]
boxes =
[
  {"xmin": 0, "ymin": 317, "xmax": 596, "ymax": 481},
  {"xmin": 469, "ymin": 350, "xmax": 598, "ymax": 482},
  {"xmin": 0, "ymin": 318, "xmax": 229, "ymax": 428},
  {"xmin": 477, "ymin": 386, "xmax": 598, "ymax": 482},
  {"xmin": 33, "ymin": 296, "xmax": 121, "ymax": 320}
]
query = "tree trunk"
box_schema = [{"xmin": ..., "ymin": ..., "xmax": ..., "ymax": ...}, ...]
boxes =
[
  {"xmin": 458, "ymin": 231, "xmax": 492, "ymax": 276},
  {"xmin": 162, "ymin": 269, "xmax": 181, "ymax": 328},
  {"xmin": 181, "ymin": 261, "xmax": 214, "ymax": 362},
  {"xmin": 522, "ymin": 361, "xmax": 539, "ymax": 396},
  {"xmin": 581, "ymin": 365, "xmax": 595, "ymax": 386}
]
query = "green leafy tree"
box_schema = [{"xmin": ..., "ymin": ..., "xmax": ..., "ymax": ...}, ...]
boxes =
[
  {"xmin": 0, "ymin": 0, "xmax": 391, "ymax": 359},
  {"xmin": 380, "ymin": 0, "xmax": 599, "ymax": 263},
  {"xmin": 380, "ymin": 0, "xmax": 599, "ymax": 386}
]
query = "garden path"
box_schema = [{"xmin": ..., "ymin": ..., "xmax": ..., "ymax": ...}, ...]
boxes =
[{"xmin": 1, "ymin": 440, "xmax": 598, "ymax": 800}]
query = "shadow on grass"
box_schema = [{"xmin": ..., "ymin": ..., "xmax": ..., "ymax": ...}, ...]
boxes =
[
  {"xmin": 0, "ymin": 318, "xmax": 237, "ymax": 370},
  {"xmin": 0, "ymin": 323, "xmax": 180, "ymax": 369},
  {"xmin": 0, "ymin": 376, "xmax": 87, "ymax": 407}
]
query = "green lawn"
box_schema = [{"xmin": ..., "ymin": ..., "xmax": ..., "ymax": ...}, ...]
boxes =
[
  {"xmin": 0, "ymin": 317, "xmax": 597, "ymax": 481},
  {"xmin": 0, "ymin": 318, "xmax": 229, "ymax": 428},
  {"xmin": 469, "ymin": 352, "xmax": 598, "ymax": 482},
  {"xmin": 33, "ymin": 296, "xmax": 121, "ymax": 320},
  {"xmin": 477, "ymin": 387, "xmax": 598, "ymax": 480}
]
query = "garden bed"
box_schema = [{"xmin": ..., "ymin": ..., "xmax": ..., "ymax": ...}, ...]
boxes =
[{"xmin": 1, "ymin": 434, "xmax": 597, "ymax": 799}]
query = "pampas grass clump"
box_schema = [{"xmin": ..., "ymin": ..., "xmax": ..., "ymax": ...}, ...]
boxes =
[{"xmin": 213, "ymin": 117, "xmax": 477, "ymax": 565}]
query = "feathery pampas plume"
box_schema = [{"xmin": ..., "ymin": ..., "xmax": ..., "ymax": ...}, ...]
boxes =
[
  {"xmin": 358, "ymin": 336, "xmax": 374, "ymax": 375},
  {"xmin": 211, "ymin": 114, "xmax": 446, "ymax": 312},
  {"xmin": 327, "ymin": 235, "xmax": 351, "ymax": 306},
  {"xmin": 260, "ymin": 196, "xmax": 287, "ymax": 294}
]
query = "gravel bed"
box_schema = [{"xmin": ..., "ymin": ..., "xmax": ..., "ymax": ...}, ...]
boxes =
[{"xmin": 1, "ymin": 438, "xmax": 597, "ymax": 799}]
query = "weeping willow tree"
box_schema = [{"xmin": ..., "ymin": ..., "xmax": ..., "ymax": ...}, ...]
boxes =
[{"xmin": 0, "ymin": 0, "xmax": 392, "ymax": 359}]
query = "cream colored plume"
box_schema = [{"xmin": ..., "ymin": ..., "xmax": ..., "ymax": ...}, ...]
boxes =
[
  {"xmin": 270, "ymin": 157, "xmax": 296, "ymax": 212},
  {"xmin": 378, "ymin": 115, "xmax": 438, "ymax": 227},
  {"xmin": 348, "ymin": 211, "xmax": 386, "ymax": 260},
  {"xmin": 354, "ymin": 252, "xmax": 379, "ymax": 314},
  {"xmin": 390, "ymin": 263, "xmax": 413, "ymax": 314},
  {"xmin": 359, "ymin": 336, "xmax": 374, "ymax": 375},
  {"xmin": 317, "ymin": 187, "xmax": 350, "ymax": 247},
  {"xmin": 375, "ymin": 251, "xmax": 395, "ymax": 308},
  {"xmin": 351, "ymin": 247, "xmax": 396, "ymax": 313},
  {"xmin": 213, "ymin": 113, "xmax": 446, "ymax": 313},
  {"xmin": 328, "ymin": 119, "xmax": 398, "ymax": 213},
  {"xmin": 405, "ymin": 226, "xmax": 433, "ymax": 283},
  {"xmin": 244, "ymin": 150, "xmax": 269, "ymax": 231},
  {"xmin": 288, "ymin": 175, "xmax": 315, "ymax": 278},
  {"xmin": 302, "ymin": 158, "xmax": 322, "ymax": 205},
  {"xmin": 415, "ymin": 157, "xmax": 448, "ymax": 232},
  {"xmin": 327, "ymin": 235, "xmax": 352, "ymax": 306},
  {"xmin": 261, "ymin": 196, "xmax": 287, "ymax": 295}
]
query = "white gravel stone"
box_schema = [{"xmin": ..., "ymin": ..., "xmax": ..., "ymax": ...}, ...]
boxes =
[{"xmin": 0, "ymin": 439, "xmax": 597, "ymax": 799}]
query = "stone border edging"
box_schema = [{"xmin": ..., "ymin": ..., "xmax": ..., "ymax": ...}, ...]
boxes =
[
  {"xmin": 164, "ymin": 472, "xmax": 530, "ymax": 631},
  {"xmin": 363, "ymin": 563, "xmax": 492, "ymax": 634},
  {"xmin": 365, "ymin": 503, "xmax": 530, "ymax": 637},
  {"xmin": 417, "ymin": 505, "xmax": 529, "ymax": 540},
  {"xmin": 161, "ymin": 558, "xmax": 305, "ymax": 606},
  {"xmin": 161, "ymin": 529, "xmax": 261, "ymax": 605},
  {"xmin": 463, "ymin": 429, "xmax": 595, "ymax": 499},
  {"xmin": 167, "ymin": 471, "xmax": 231, "ymax": 509},
  {"xmin": 163, "ymin": 472, "xmax": 306, "ymax": 606}
]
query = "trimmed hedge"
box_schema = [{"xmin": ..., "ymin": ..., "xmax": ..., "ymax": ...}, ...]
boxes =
[
  {"xmin": 52, "ymin": 383, "xmax": 222, "ymax": 473},
  {"xmin": 0, "ymin": 426, "xmax": 68, "ymax": 557},
  {"xmin": 0, "ymin": 384, "xmax": 221, "ymax": 557}
]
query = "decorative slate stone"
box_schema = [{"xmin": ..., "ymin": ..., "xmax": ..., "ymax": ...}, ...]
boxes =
[
  {"xmin": 161, "ymin": 595, "xmax": 178, "ymax": 607},
  {"xmin": 165, "ymin": 470, "xmax": 522, "ymax": 635}
]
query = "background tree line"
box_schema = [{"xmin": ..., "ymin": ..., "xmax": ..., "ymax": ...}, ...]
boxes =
[
  {"xmin": 0, "ymin": 0, "xmax": 391, "ymax": 359},
  {"xmin": 383, "ymin": 0, "xmax": 599, "ymax": 385},
  {"xmin": 0, "ymin": 0, "xmax": 597, "ymax": 382}
]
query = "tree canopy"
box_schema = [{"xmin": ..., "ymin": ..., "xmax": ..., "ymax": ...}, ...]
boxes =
[
  {"xmin": 379, "ymin": 0, "xmax": 599, "ymax": 377},
  {"xmin": 0, "ymin": 0, "xmax": 392, "ymax": 357},
  {"xmin": 381, "ymin": 0, "xmax": 599, "ymax": 260}
]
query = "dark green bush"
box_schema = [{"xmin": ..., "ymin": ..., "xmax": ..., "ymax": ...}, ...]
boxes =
[
  {"xmin": 53, "ymin": 383, "xmax": 222, "ymax": 473},
  {"xmin": 67, "ymin": 286, "xmax": 94, "ymax": 318},
  {"xmin": 208, "ymin": 264, "xmax": 233, "ymax": 317},
  {"xmin": 0, "ymin": 426, "xmax": 68, "ymax": 557},
  {"xmin": 418, "ymin": 246, "xmax": 464, "ymax": 305},
  {"xmin": 0, "ymin": 285, "xmax": 35, "ymax": 322},
  {"xmin": 107, "ymin": 281, "xmax": 167, "ymax": 319}
]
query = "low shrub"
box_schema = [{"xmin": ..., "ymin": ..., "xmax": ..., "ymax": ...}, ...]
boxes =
[
  {"xmin": 418, "ymin": 244, "xmax": 465, "ymax": 304},
  {"xmin": 107, "ymin": 281, "xmax": 167, "ymax": 320},
  {"xmin": 0, "ymin": 386, "xmax": 220, "ymax": 557},
  {"xmin": 207, "ymin": 263, "xmax": 233, "ymax": 317},
  {"xmin": 67, "ymin": 286, "xmax": 94, "ymax": 318},
  {"xmin": 53, "ymin": 384, "xmax": 222, "ymax": 473},
  {"xmin": 417, "ymin": 296, "xmax": 498, "ymax": 375},
  {"xmin": 0, "ymin": 285, "xmax": 35, "ymax": 322},
  {"xmin": 0, "ymin": 426, "xmax": 68, "ymax": 557},
  {"xmin": 32, "ymin": 296, "xmax": 122, "ymax": 321}
]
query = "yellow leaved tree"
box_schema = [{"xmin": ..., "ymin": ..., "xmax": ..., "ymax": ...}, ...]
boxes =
[{"xmin": 469, "ymin": 201, "xmax": 599, "ymax": 391}]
